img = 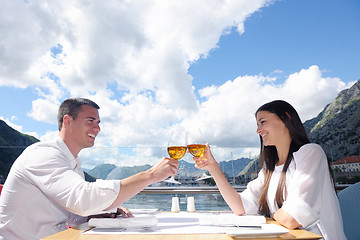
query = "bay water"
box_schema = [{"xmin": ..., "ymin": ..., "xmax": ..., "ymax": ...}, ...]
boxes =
[{"xmin": 122, "ymin": 193, "xmax": 232, "ymax": 212}]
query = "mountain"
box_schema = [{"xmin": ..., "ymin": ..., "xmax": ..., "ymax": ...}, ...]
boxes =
[
  {"xmin": 100, "ymin": 158, "xmax": 252, "ymax": 181},
  {"xmin": 218, "ymin": 158, "xmax": 252, "ymax": 178},
  {"xmin": 103, "ymin": 160, "xmax": 207, "ymax": 180},
  {"xmin": 177, "ymin": 158, "xmax": 252, "ymax": 178},
  {"xmin": 84, "ymin": 172, "xmax": 96, "ymax": 182},
  {"xmin": 88, "ymin": 163, "xmax": 117, "ymax": 179},
  {"xmin": 0, "ymin": 120, "xmax": 39, "ymax": 180},
  {"xmin": 177, "ymin": 160, "xmax": 200, "ymax": 177},
  {"xmin": 106, "ymin": 164, "xmax": 152, "ymax": 180},
  {"xmin": 304, "ymin": 79, "xmax": 360, "ymax": 161}
]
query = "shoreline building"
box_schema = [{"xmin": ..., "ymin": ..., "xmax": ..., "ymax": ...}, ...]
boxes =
[{"xmin": 331, "ymin": 155, "xmax": 360, "ymax": 179}]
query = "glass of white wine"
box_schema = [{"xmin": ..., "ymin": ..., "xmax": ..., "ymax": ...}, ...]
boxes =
[
  {"xmin": 187, "ymin": 129, "xmax": 213, "ymax": 181},
  {"xmin": 163, "ymin": 128, "xmax": 187, "ymax": 184}
]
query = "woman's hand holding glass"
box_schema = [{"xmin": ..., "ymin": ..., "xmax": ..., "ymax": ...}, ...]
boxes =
[{"xmin": 192, "ymin": 143, "xmax": 218, "ymax": 173}]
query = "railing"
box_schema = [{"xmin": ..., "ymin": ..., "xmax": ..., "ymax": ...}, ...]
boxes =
[
  {"xmin": 124, "ymin": 184, "xmax": 351, "ymax": 211},
  {"xmin": 139, "ymin": 186, "xmax": 246, "ymax": 194},
  {"xmin": 139, "ymin": 184, "xmax": 350, "ymax": 195},
  {"xmin": 335, "ymin": 184, "xmax": 352, "ymax": 192}
]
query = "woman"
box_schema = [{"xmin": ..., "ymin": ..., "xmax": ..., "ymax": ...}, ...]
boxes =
[{"xmin": 194, "ymin": 100, "xmax": 346, "ymax": 240}]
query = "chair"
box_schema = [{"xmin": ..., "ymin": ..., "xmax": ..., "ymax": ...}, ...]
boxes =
[{"xmin": 338, "ymin": 182, "xmax": 360, "ymax": 240}]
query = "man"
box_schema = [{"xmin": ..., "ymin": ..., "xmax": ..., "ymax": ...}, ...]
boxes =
[{"xmin": 0, "ymin": 98, "xmax": 179, "ymax": 240}]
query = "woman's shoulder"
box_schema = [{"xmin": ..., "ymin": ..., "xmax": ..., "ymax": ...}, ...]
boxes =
[
  {"xmin": 293, "ymin": 143, "xmax": 327, "ymax": 163},
  {"xmin": 297, "ymin": 143, "xmax": 324, "ymax": 153}
]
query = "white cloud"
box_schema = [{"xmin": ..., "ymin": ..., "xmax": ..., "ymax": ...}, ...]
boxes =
[
  {"xmin": 282, "ymin": 65, "xmax": 346, "ymax": 120},
  {"xmin": 0, "ymin": 0, "xmax": 61, "ymax": 88},
  {"xmin": 0, "ymin": 0, "xmax": 351, "ymax": 168},
  {"xmin": 0, "ymin": 0, "xmax": 272, "ymax": 107},
  {"xmin": 188, "ymin": 65, "xmax": 348, "ymax": 148},
  {"xmin": 75, "ymin": 65, "xmax": 350, "ymax": 168},
  {"xmin": 96, "ymin": 92, "xmax": 176, "ymax": 148},
  {"xmin": 39, "ymin": 130, "xmax": 58, "ymax": 142},
  {"xmin": 28, "ymin": 98, "xmax": 60, "ymax": 124}
]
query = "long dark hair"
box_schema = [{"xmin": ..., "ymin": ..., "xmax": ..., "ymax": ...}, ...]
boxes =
[{"xmin": 255, "ymin": 100, "xmax": 310, "ymax": 217}]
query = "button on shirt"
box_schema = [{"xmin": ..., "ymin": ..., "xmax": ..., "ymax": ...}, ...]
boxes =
[
  {"xmin": 0, "ymin": 137, "xmax": 121, "ymax": 240},
  {"xmin": 240, "ymin": 143, "xmax": 346, "ymax": 240}
]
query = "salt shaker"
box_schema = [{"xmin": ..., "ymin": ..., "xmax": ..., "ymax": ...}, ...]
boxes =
[
  {"xmin": 187, "ymin": 196, "xmax": 195, "ymax": 212},
  {"xmin": 171, "ymin": 197, "xmax": 180, "ymax": 213}
]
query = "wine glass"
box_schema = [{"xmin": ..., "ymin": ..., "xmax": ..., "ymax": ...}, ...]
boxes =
[
  {"xmin": 187, "ymin": 129, "xmax": 213, "ymax": 181},
  {"xmin": 163, "ymin": 128, "xmax": 187, "ymax": 184}
]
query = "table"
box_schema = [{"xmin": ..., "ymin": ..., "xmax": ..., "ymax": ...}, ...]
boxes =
[{"xmin": 42, "ymin": 216, "xmax": 322, "ymax": 240}]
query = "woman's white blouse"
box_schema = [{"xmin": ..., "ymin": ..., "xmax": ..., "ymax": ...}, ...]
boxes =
[
  {"xmin": 240, "ymin": 143, "xmax": 346, "ymax": 240},
  {"xmin": 0, "ymin": 137, "xmax": 120, "ymax": 240}
]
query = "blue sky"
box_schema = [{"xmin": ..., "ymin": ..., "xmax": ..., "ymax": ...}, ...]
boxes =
[
  {"xmin": 190, "ymin": 0, "xmax": 360, "ymax": 90},
  {"xmin": 0, "ymin": 0, "xmax": 359, "ymax": 168}
]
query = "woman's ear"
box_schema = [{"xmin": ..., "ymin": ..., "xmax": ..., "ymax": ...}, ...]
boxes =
[{"xmin": 285, "ymin": 112, "xmax": 291, "ymax": 120}]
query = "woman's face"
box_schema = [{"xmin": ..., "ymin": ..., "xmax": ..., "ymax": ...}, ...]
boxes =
[{"xmin": 256, "ymin": 110, "xmax": 290, "ymax": 147}]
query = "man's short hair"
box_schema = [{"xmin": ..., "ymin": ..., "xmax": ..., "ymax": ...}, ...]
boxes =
[{"xmin": 58, "ymin": 98, "xmax": 100, "ymax": 131}]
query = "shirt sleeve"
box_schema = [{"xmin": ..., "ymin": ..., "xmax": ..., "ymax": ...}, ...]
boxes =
[
  {"xmin": 281, "ymin": 144, "xmax": 329, "ymax": 228},
  {"xmin": 67, "ymin": 213, "xmax": 88, "ymax": 228},
  {"xmin": 239, "ymin": 168, "xmax": 265, "ymax": 214},
  {"xmin": 24, "ymin": 146, "xmax": 121, "ymax": 217}
]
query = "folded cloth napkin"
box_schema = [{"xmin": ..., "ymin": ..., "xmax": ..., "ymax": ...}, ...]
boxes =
[
  {"xmin": 129, "ymin": 209, "xmax": 159, "ymax": 215},
  {"xmin": 199, "ymin": 213, "xmax": 266, "ymax": 226},
  {"xmin": 88, "ymin": 214, "xmax": 158, "ymax": 229}
]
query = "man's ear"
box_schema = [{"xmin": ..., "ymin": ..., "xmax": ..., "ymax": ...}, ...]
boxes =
[{"xmin": 63, "ymin": 114, "xmax": 72, "ymax": 127}]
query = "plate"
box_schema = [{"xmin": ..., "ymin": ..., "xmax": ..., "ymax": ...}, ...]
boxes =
[
  {"xmin": 129, "ymin": 209, "xmax": 159, "ymax": 215},
  {"xmin": 226, "ymin": 224, "xmax": 289, "ymax": 237}
]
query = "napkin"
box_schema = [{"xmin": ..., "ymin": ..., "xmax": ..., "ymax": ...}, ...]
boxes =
[
  {"xmin": 199, "ymin": 213, "xmax": 266, "ymax": 227},
  {"xmin": 88, "ymin": 214, "xmax": 158, "ymax": 229},
  {"xmin": 129, "ymin": 209, "xmax": 159, "ymax": 215}
]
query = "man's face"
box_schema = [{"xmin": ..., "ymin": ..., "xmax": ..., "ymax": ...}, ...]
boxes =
[{"xmin": 69, "ymin": 105, "xmax": 101, "ymax": 150}]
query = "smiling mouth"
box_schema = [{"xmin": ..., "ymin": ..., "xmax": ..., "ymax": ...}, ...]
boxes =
[{"xmin": 88, "ymin": 133, "xmax": 96, "ymax": 139}]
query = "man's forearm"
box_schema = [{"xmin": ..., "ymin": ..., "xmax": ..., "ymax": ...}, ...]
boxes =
[{"xmin": 104, "ymin": 171, "xmax": 153, "ymax": 210}]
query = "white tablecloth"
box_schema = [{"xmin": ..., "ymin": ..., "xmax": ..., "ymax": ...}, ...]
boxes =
[{"xmin": 83, "ymin": 212, "xmax": 288, "ymax": 237}]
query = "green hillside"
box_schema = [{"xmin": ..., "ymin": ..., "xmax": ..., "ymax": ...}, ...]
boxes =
[{"xmin": 0, "ymin": 120, "xmax": 39, "ymax": 180}]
